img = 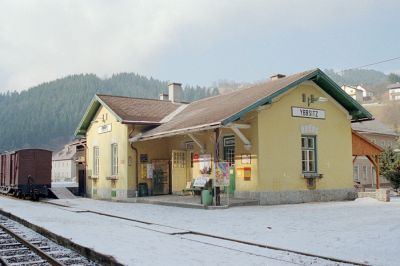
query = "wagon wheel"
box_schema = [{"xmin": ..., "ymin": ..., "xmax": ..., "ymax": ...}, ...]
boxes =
[{"xmin": 32, "ymin": 192, "xmax": 39, "ymax": 201}]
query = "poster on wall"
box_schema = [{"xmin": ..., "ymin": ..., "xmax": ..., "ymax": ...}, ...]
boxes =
[
  {"xmin": 215, "ymin": 162, "xmax": 230, "ymax": 186},
  {"xmin": 140, "ymin": 154, "xmax": 148, "ymax": 163},
  {"xmin": 141, "ymin": 164, "xmax": 147, "ymax": 179},
  {"xmin": 199, "ymin": 154, "xmax": 212, "ymax": 175},
  {"xmin": 241, "ymin": 154, "xmax": 251, "ymax": 164},
  {"xmin": 193, "ymin": 176, "xmax": 209, "ymax": 187},
  {"xmin": 147, "ymin": 163, "xmax": 153, "ymax": 179}
]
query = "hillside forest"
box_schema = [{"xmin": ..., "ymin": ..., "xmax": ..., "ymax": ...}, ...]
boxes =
[{"xmin": 0, "ymin": 73, "xmax": 217, "ymax": 152}]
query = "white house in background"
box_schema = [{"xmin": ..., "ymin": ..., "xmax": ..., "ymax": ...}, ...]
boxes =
[
  {"xmin": 341, "ymin": 85, "xmax": 364, "ymax": 102},
  {"xmin": 341, "ymin": 85, "xmax": 373, "ymax": 102},
  {"xmin": 356, "ymin": 85, "xmax": 373, "ymax": 98},
  {"xmin": 52, "ymin": 143, "xmax": 77, "ymax": 183},
  {"xmin": 388, "ymin": 83, "xmax": 400, "ymax": 101}
]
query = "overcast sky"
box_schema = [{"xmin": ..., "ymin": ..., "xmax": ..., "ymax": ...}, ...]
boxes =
[{"xmin": 0, "ymin": 0, "xmax": 399, "ymax": 92}]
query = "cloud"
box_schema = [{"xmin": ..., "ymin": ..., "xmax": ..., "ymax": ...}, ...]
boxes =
[{"xmin": 0, "ymin": 0, "xmax": 396, "ymax": 92}]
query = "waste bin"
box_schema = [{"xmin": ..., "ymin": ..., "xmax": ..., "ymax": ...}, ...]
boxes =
[
  {"xmin": 138, "ymin": 182, "xmax": 148, "ymax": 197},
  {"xmin": 229, "ymin": 166, "xmax": 235, "ymax": 194},
  {"xmin": 201, "ymin": 190, "xmax": 213, "ymax": 206}
]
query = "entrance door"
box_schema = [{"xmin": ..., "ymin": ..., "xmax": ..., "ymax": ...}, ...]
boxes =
[
  {"xmin": 78, "ymin": 170, "xmax": 86, "ymax": 196},
  {"xmin": 171, "ymin": 150, "xmax": 187, "ymax": 193},
  {"xmin": 152, "ymin": 160, "xmax": 170, "ymax": 195},
  {"xmin": 186, "ymin": 151, "xmax": 193, "ymax": 183}
]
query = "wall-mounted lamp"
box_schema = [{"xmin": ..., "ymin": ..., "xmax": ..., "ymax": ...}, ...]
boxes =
[{"xmin": 303, "ymin": 94, "xmax": 328, "ymax": 106}]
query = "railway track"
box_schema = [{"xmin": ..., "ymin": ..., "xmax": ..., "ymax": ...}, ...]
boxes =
[{"xmin": 0, "ymin": 215, "xmax": 97, "ymax": 266}]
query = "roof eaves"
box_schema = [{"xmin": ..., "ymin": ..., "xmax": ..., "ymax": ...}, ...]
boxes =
[
  {"xmin": 355, "ymin": 130, "xmax": 398, "ymax": 137},
  {"xmin": 74, "ymin": 96, "xmax": 101, "ymax": 136},
  {"xmin": 74, "ymin": 94, "xmax": 124, "ymax": 137},
  {"xmin": 314, "ymin": 71, "xmax": 373, "ymax": 121},
  {"xmin": 121, "ymin": 120, "xmax": 162, "ymax": 125},
  {"xmin": 95, "ymin": 95, "xmax": 124, "ymax": 122},
  {"xmin": 138, "ymin": 122, "xmax": 221, "ymax": 142}
]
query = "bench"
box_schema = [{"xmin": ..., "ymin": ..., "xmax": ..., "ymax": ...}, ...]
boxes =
[{"xmin": 182, "ymin": 180, "xmax": 202, "ymax": 196}]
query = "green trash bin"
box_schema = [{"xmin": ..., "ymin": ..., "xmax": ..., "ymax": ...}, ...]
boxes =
[
  {"xmin": 201, "ymin": 190, "xmax": 213, "ymax": 206},
  {"xmin": 138, "ymin": 182, "xmax": 148, "ymax": 197}
]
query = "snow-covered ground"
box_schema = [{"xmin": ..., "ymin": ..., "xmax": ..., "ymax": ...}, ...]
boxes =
[{"xmin": 0, "ymin": 196, "xmax": 399, "ymax": 266}]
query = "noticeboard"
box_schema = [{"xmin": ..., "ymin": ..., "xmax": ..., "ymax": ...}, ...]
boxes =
[{"xmin": 215, "ymin": 162, "xmax": 230, "ymax": 187}]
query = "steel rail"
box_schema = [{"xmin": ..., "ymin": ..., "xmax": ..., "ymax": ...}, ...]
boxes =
[
  {"xmin": 0, "ymin": 223, "xmax": 65, "ymax": 266},
  {"xmin": 0, "ymin": 256, "xmax": 11, "ymax": 266}
]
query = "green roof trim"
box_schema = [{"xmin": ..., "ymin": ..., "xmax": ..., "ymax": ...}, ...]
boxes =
[
  {"xmin": 222, "ymin": 69, "xmax": 372, "ymax": 125},
  {"xmin": 74, "ymin": 95, "xmax": 123, "ymax": 136}
]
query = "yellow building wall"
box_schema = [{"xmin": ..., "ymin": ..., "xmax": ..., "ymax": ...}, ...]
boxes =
[
  {"xmin": 257, "ymin": 81, "xmax": 353, "ymax": 192},
  {"xmin": 86, "ymin": 106, "xmax": 129, "ymax": 200},
  {"xmin": 223, "ymin": 115, "xmax": 259, "ymax": 192},
  {"xmin": 128, "ymin": 125, "xmax": 171, "ymax": 193},
  {"xmin": 84, "ymin": 80, "xmax": 354, "ymax": 201},
  {"xmin": 128, "ymin": 127, "xmax": 259, "ymax": 194}
]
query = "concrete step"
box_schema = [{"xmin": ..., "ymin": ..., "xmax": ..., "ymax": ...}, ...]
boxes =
[{"xmin": 48, "ymin": 187, "xmax": 76, "ymax": 199}]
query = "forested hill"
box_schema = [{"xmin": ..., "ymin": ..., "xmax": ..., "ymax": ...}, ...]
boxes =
[{"xmin": 0, "ymin": 73, "xmax": 218, "ymax": 152}]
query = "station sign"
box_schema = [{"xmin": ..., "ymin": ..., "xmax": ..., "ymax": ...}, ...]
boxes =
[{"xmin": 291, "ymin": 107, "xmax": 325, "ymax": 120}]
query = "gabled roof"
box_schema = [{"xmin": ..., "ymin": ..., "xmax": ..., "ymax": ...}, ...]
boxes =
[
  {"xmin": 53, "ymin": 144, "xmax": 75, "ymax": 161},
  {"xmin": 387, "ymin": 82, "xmax": 400, "ymax": 89},
  {"xmin": 352, "ymin": 130, "xmax": 384, "ymax": 156},
  {"xmin": 352, "ymin": 119, "xmax": 398, "ymax": 137},
  {"xmin": 75, "ymin": 94, "xmax": 184, "ymax": 136},
  {"xmin": 138, "ymin": 68, "xmax": 372, "ymax": 141}
]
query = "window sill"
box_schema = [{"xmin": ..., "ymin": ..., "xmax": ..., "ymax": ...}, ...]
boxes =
[
  {"xmin": 106, "ymin": 176, "xmax": 119, "ymax": 180},
  {"xmin": 89, "ymin": 176, "xmax": 99, "ymax": 179},
  {"xmin": 303, "ymin": 173, "xmax": 323, "ymax": 179}
]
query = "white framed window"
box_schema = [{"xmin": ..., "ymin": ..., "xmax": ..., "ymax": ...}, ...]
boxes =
[
  {"xmin": 111, "ymin": 143, "xmax": 118, "ymax": 176},
  {"xmin": 185, "ymin": 141, "xmax": 194, "ymax": 150},
  {"xmin": 93, "ymin": 146, "xmax": 100, "ymax": 176},
  {"xmin": 353, "ymin": 166, "xmax": 360, "ymax": 181},
  {"xmin": 223, "ymin": 136, "xmax": 235, "ymax": 165},
  {"xmin": 363, "ymin": 165, "xmax": 368, "ymax": 179},
  {"xmin": 173, "ymin": 151, "xmax": 185, "ymax": 168},
  {"xmin": 301, "ymin": 136, "xmax": 317, "ymax": 173}
]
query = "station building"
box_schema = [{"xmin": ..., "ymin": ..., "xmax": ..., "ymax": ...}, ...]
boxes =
[{"xmin": 75, "ymin": 68, "xmax": 373, "ymax": 204}]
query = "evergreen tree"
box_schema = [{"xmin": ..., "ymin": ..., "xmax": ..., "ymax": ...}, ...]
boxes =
[
  {"xmin": 379, "ymin": 147, "xmax": 399, "ymax": 175},
  {"xmin": 388, "ymin": 73, "xmax": 400, "ymax": 84},
  {"xmin": 385, "ymin": 165, "xmax": 400, "ymax": 190}
]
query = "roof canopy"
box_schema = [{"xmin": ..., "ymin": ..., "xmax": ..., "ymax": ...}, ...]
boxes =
[
  {"xmin": 352, "ymin": 119, "xmax": 398, "ymax": 137},
  {"xmin": 352, "ymin": 130, "xmax": 384, "ymax": 156}
]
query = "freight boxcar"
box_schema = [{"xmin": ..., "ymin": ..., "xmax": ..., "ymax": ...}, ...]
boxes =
[{"xmin": 0, "ymin": 149, "xmax": 52, "ymax": 200}]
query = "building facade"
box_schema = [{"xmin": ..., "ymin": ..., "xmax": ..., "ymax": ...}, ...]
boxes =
[
  {"xmin": 388, "ymin": 83, "xmax": 400, "ymax": 101},
  {"xmin": 52, "ymin": 140, "xmax": 86, "ymax": 185},
  {"xmin": 352, "ymin": 120, "xmax": 398, "ymax": 188},
  {"xmin": 76, "ymin": 69, "xmax": 372, "ymax": 204},
  {"xmin": 341, "ymin": 85, "xmax": 364, "ymax": 102}
]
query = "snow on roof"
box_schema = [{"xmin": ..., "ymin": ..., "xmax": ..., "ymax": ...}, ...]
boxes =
[{"xmin": 352, "ymin": 119, "xmax": 398, "ymax": 136}]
